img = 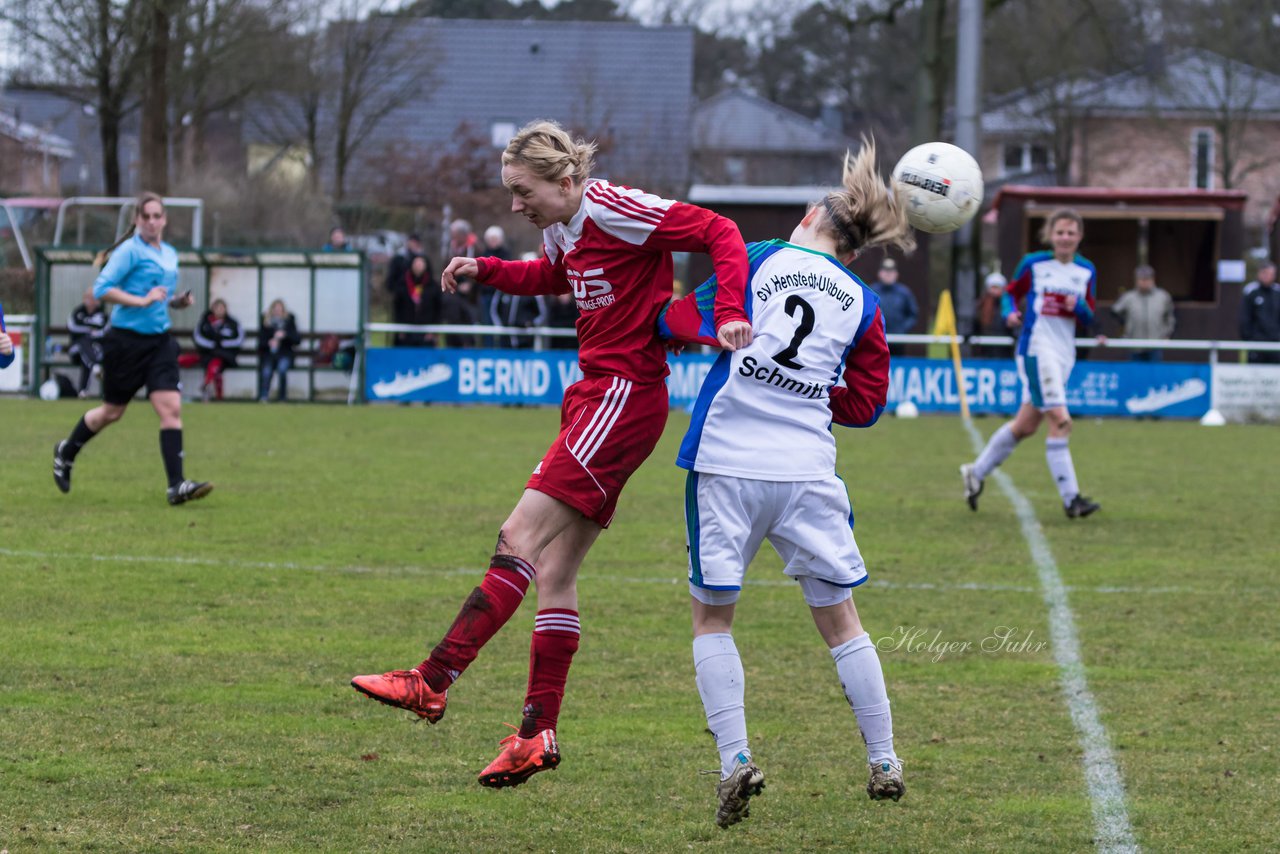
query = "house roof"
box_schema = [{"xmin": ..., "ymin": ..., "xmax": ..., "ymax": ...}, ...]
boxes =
[
  {"xmin": 0, "ymin": 87, "xmax": 140, "ymax": 193},
  {"xmin": 687, "ymin": 184, "xmax": 834, "ymax": 205},
  {"xmin": 991, "ymin": 184, "xmax": 1250, "ymax": 212},
  {"xmin": 694, "ymin": 89, "xmax": 850, "ymax": 153},
  {"xmin": 0, "ymin": 108, "xmax": 74, "ymax": 159},
  {"xmin": 250, "ymin": 17, "xmax": 696, "ymax": 191},
  {"xmin": 984, "ymin": 49, "xmax": 1280, "ymax": 135}
]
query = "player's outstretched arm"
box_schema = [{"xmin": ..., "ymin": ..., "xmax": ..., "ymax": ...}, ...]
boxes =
[
  {"xmin": 464, "ymin": 253, "xmax": 569, "ymax": 297},
  {"xmin": 657, "ymin": 276, "xmax": 724, "ymax": 349},
  {"xmin": 829, "ymin": 306, "xmax": 890, "ymax": 428},
  {"xmin": 441, "ymin": 257, "xmax": 479, "ymax": 293}
]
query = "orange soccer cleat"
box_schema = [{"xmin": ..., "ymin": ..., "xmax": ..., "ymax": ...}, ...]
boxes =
[
  {"xmin": 477, "ymin": 726, "xmax": 561, "ymax": 788},
  {"xmin": 350, "ymin": 669, "xmax": 448, "ymax": 723}
]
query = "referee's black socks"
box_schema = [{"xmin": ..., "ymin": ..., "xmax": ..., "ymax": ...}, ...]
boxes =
[
  {"xmin": 63, "ymin": 416, "xmax": 97, "ymax": 461},
  {"xmin": 160, "ymin": 428, "xmax": 184, "ymax": 488}
]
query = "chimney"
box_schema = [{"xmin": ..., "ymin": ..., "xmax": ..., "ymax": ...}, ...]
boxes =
[
  {"xmin": 1142, "ymin": 43, "xmax": 1166, "ymax": 78},
  {"xmin": 819, "ymin": 102, "xmax": 843, "ymax": 135}
]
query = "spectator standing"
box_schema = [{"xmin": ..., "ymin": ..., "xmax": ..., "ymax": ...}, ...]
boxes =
[
  {"xmin": 192, "ymin": 298, "xmax": 245, "ymax": 401},
  {"xmin": 67, "ymin": 288, "xmax": 108, "ymax": 397},
  {"xmin": 974, "ymin": 272, "xmax": 1011, "ymax": 357},
  {"xmin": 258, "ymin": 298, "xmax": 301, "ymax": 401},
  {"xmin": 322, "ymin": 226, "xmax": 351, "ymax": 252},
  {"xmin": 478, "ymin": 226, "xmax": 511, "ymax": 344},
  {"xmin": 448, "ymin": 220, "xmax": 479, "ymax": 296},
  {"xmin": 869, "ymin": 258, "xmax": 918, "ymax": 356},
  {"xmin": 545, "ymin": 292, "xmax": 579, "ymax": 350},
  {"xmin": 392, "ymin": 255, "xmax": 441, "ymax": 347},
  {"xmin": 1239, "ymin": 261, "xmax": 1280, "ymax": 364},
  {"xmin": 490, "ymin": 289, "xmax": 549, "ymax": 349},
  {"xmin": 1110, "ymin": 265, "xmax": 1174, "ymax": 361},
  {"xmin": 437, "ymin": 220, "xmax": 481, "ymax": 347},
  {"xmin": 385, "ymin": 233, "xmax": 426, "ymax": 294}
]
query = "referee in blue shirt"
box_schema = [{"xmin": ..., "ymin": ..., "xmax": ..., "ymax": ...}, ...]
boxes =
[{"xmin": 52, "ymin": 192, "xmax": 212, "ymax": 505}]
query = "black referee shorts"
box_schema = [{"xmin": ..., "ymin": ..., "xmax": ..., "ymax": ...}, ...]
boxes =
[{"xmin": 101, "ymin": 328, "xmax": 181, "ymax": 405}]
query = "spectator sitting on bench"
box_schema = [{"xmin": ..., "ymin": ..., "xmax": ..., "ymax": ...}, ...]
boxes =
[
  {"xmin": 192, "ymin": 298, "xmax": 245, "ymax": 401},
  {"xmin": 258, "ymin": 298, "xmax": 300, "ymax": 402},
  {"xmin": 67, "ymin": 287, "xmax": 108, "ymax": 398}
]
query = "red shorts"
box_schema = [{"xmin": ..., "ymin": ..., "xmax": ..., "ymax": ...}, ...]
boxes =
[{"xmin": 528, "ymin": 374, "xmax": 669, "ymax": 528}]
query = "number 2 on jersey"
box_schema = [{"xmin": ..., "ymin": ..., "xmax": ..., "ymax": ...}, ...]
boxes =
[{"xmin": 772, "ymin": 295, "xmax": 815, "ymax": 369}]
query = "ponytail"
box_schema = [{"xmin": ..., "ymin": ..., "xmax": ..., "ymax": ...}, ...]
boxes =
[
  {"xmin": 93, "ymin": 225, "xmax": 136, "ymax": 269},
  {"xmin": 820, "ymin": 137, "xmax": 915, "ymax": 259},
  {"xmin": 95, "ymin": 191, "xmax": 165, "ymax": 268}
]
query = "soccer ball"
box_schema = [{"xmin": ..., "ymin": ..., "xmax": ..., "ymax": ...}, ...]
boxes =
[
  {"xmin": 895, "ymin": 401, "xmax": 919, "ymax": 419},
  {"xmin": 892, "ymin": 142, "xmax": 984, "ymax": 234}
]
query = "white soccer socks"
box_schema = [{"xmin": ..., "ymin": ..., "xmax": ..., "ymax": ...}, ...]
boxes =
[
  {"xmin": 1045, "ymin": 436, "xmax": 1080, "ymax": 505},
  {"xmin": 693, "ymin": 632, "xmax": 750, "ymax": 779},
  {"xmin": 972, "ymin": 422, "xmax": 1019, "ymax": 480},
  {"xmin": 831, "ymin": 632, "xmax": 898, "ymax": 765}
]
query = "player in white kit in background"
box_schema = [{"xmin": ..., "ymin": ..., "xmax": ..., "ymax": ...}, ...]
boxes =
[
  {"xmin": 961, "ymin": 208, "xmax": 1101, "ymax": 519},
  {"xmin": 658, "ymin": 139, "xmax": 913, "ymax": 828}
]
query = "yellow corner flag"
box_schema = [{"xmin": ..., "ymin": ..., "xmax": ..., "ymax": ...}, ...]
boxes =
[{"xmin": 932, "ymin": 290, "xmax": 970, "ymax": 420}]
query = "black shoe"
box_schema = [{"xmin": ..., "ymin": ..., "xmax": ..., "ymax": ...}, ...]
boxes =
[
  {"xmin": 1064, "ymin": 494, "xmax": 1100, "ymax": 519},
  {"xmin": 53, "ymin": 441, "xmax": 73, "ymax": 493},
  {"xmin": 167, "ymin": 479, "xmax": 214, "ymax": 506}
]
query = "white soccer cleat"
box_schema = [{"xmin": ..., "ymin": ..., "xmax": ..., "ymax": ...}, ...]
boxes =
[
  {"xmin": 867, "ymin": 757, "xmax": 905, "ymax": 801},
  {"xmin": 960, "ymin": 463, "xmax": 983, "ymax": 511},
  {"xmin": 715, "ymin": 754, "xmax": 765, "ymax": 828}
]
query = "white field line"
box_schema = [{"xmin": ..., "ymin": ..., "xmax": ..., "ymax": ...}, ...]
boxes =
[
  {"xmin": 0, "ymin": 547, "xmax": 1267, "ymax": 599},
  {"xmin": 964, "ymin": 419, "xmax": 1139, "ymax": 854}
]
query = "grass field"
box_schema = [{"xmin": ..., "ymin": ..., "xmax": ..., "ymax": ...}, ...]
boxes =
[{"xmin": 1, "ymin": 399, "xmax": 1277, "ymax": 852}]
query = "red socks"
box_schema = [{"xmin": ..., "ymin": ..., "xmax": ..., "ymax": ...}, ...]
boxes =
[
  {"xmin": 416, "ymin": 555, "xmax": 535, "ymax": 692},
  {"xmin": 520, "ymin": 609, "xmax": 581, "ymax": 737}
]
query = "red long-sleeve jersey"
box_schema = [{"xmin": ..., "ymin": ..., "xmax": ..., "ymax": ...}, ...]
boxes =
[{"xmin": 474, "ymin": 179, "xmax": 749, "ymax": 384}]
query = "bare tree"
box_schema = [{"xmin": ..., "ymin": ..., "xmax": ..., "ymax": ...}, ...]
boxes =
[
  {"xmin": 327, "ymin": 13, "xmax": 434, "ymax": 202},
  {"xmin": 140, "ymin": 0, "xmax": 175, "ymax": 192},
  {"xmin": 169, "ymin": 0, "xmax": 293, "ymax": 180},
  {"xmin": 984, "ymin": 0, "xmax": 1146, "ymax": 184},
  {"xmin": 251, "ymin": 3, "xmax": 434, "ymax": 202},
  {"xmin": 1155, "ymin": 0, "xmax": 1280, "ymax": 190},
  {"xmin": 1, "ymin": 0, "xmax": 148, "ymax": 195}
]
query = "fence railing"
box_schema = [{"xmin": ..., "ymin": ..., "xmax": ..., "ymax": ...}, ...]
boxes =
[
  {"xmin": 9, "ymin": 319, "xmax": 1280, "ymax": 404},
  {"xmin": 364, "ymin": 323, "xmax": 1280, "ymax": 358}
]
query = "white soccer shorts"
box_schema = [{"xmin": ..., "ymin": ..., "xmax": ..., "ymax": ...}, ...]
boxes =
[
  {"xmin": 1016, "ymin": 351, "xmax": 1074, "ymax": 410},
  {"xmin": 684, "ymin": 471, "xmax": 868, "ymax": 603}
]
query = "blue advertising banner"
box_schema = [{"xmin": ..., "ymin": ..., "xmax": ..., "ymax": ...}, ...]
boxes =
[
  {"xmin": 367, "ymin": 349, "xmax": 1212, "ymax": 418},
  {"xmin": 887, "ymin": 357, "xmax": 1211, "ymax": 418},
  {"xmin": 365, "ymin": 347, "xmax": 719, "ymax": 408}
]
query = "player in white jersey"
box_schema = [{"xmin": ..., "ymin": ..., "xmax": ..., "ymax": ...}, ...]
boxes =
[
  {"xmin": 961, "ymin": 208, "xmax": 1101, "ymax": 519},
  {"xmin": 658, "ymin": 140, "xmax": 913, "ymax": 828}
]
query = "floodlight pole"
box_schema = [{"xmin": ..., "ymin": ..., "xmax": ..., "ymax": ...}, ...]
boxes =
[{"xmin": 952, "ymin": 0, "xmax": 983, "ymax": 337}]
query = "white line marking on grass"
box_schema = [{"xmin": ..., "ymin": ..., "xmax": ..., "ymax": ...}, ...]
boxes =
[
  {"xmin": 964, "ymin": 420, "xmax": 1139, "ymax": 854},
  {"xmin": 0, "ymin": 547, "xmax": 1270, "ymax": 601}
]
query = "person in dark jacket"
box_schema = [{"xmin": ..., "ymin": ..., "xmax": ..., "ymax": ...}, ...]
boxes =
[
  {"xmin": 869, "ymin": 258, "xmax": 918, "ymax": 356},
  {"xmin": 974, "ymin": 272, "xmax": 1013, "ymax": 358},
  {"xmin": 67, "ymin": 287, "xmax": 109, "ymax": 397},
  {"xmin": 392, "ymin": 255, "xmax": 441, "ymax": 347},
  {"xmin": 545, "ymin": 291, "xmax": 579, "ymax": 350},
  {"xmin": 384, "ymin": 233, "xmax": 425, "ymax": 293},
  {"xmin": 258, "ymin": 298, "xmax": 301, "ymax": 401},
  {"xmin": 192, "ymin": 298, "xmax": 245, "ymax": 400},
  {"xmin": 1240, "ymin": 261, "xmax": 1280, "ymax": 364}
]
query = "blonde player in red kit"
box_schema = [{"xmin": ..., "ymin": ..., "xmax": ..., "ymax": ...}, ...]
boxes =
[{"xmin": 352, "ymin": 119, "xmax": 752, "ymax": 788}]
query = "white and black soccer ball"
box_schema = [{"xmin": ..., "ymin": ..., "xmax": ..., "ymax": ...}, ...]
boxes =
[{"xmin": 892, "ymin": 142, "xmax": 984, "ymax": 234}]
